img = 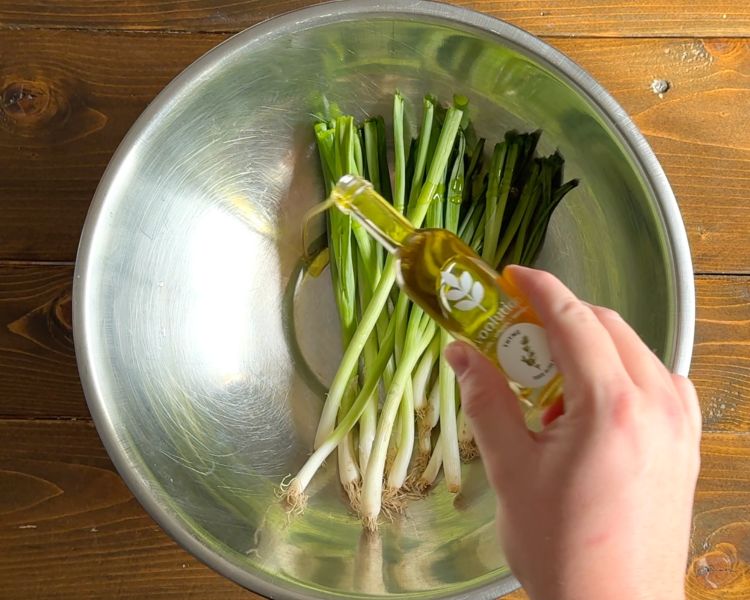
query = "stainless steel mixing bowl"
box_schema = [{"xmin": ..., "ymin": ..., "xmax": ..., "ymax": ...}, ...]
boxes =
[{"xmin": 73, "ymin": 1, "xmax": 695, "ymax": 598}]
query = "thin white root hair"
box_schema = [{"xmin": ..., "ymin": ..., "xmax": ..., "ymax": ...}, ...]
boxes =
[
  {"xmin": 363, "ymin": 514, "xmax": 379, "ymax": 533},
  {"xmin": 276, "ymin": 473, "xmax": 293, "ymax": 496},
  {"xmin": 381, "ymin": 486, "xmax": 408, "ymax": 520},
  {"xmin": 344, "ymin": 481, "xmax": 362, "ymax": 515},
  {"xmin": 413, "ymin": 478, "xmax": 432, "ymax": 497},
  {"xmin": 406, "ymin": 451, "xmax": 430, "ymax": 489},
  {"xmin": 279, "ymin": 478, "xmax": 308, "ymax": 517},
  {"xmin": 459, "ymin": 440, "xmax": 479, "ymax": 463}
]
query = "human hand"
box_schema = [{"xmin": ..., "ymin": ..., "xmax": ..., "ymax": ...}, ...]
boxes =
[{"xmin": 445, "ymin": 265, "xmax": 701, "ymax": 600}]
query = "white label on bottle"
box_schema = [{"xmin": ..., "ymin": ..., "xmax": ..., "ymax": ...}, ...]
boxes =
[{"xmin": 496, "ymin": 323, "xmax": 557, "ymax": 388}]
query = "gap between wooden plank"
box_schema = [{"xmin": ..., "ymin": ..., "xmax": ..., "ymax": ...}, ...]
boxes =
[
  {"xmin": 1, "ymin": 33, "xmax": 748, "ymax": 270},
  {"xmin": 1, "ymin": 0, "xmax": 749, "ymax": 38},
  {"xmin": 0, "ymin": 23, "xmax": 748, "ymax": 39},
  {"xmin": 0, "ymin": 418, "xmax": 747, "ymax": 599},
  {"xmin": 2, "ymin": 265, "xmax": 749, "ymax": 433},
  {"xmin": 0, "ymin": 261, "xmax": 745, "ymax": 279}
]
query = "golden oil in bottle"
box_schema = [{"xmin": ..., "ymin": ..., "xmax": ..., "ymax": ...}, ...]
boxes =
[{"xmin": 330, "ymin": 174, "xmax": 562, "ymax": 412}]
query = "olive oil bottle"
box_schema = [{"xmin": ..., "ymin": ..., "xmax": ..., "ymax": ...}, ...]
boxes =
[{"xmin": 330, "ymin": 174, "xmax": 563, "ymax": 412}]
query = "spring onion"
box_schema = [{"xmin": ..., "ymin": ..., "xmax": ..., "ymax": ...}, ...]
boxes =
[{"xmin": 284, "ymin": 92, "xmax": 578, "ymax": 530}]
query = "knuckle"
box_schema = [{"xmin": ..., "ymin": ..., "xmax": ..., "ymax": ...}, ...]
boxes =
[
  {"xmin": 604, "ymin": 384, "xmax": 642, "ymax": 427},
  {"xmin": 460, "ymin": 383, "xmax": 492, "ymax": 421},
  {"xmin": 556, "ymin": 296, "xmax": 595, "ymax": 325},
  {"xmin": 592, "ymin": 305, "xmax": 624, "ymax": 322},
  {"xmin": 456, "ymin": 362, "xmax": 505, "ymax": 422}
]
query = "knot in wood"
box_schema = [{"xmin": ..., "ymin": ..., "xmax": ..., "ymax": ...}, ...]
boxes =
[
  {"xmin": 690, "ymin": 542, "xmax": 747, "ymax": 590},
  {"xmin": 2, "ymin": 79, "xmax": 54, "ymax": 122},
  {"xmin": 54, "ymin": 290, "xmax": 73, "ymax": 334}
]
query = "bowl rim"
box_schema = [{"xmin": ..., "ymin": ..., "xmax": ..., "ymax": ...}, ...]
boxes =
[{"xmin": 73, "ymin": 1, "xmax": 695, "ymax": 599}]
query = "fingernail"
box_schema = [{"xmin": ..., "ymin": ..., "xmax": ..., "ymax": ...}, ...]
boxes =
[
  {"xmin": 501, "ymin": 264, "xmax": 532, "ymax": 297},
  {"xmin": 445, "ymin": 342, "xmax": 470, "ymax": 376}
]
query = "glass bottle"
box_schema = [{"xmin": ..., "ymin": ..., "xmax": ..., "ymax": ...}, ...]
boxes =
[{"xmin": 329, "ymin": 174, "xmax": 563, "ymax": 413}]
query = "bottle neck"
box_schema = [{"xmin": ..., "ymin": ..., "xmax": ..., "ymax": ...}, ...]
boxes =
[{"xmin": 330, "ymin": 175, "xmax": 414, "ymax": 253}]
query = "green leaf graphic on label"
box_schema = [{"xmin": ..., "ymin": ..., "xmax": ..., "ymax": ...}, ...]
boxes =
[{"xmin": 520, "ymin": 335, "xmax": 543, "ymax": 371}]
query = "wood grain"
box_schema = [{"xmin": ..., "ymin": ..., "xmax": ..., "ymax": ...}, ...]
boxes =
[
  {"xmin": 1, "ymin": 189, "xmax": 90, "ymax": 262},
  {"xmin": 0, "ymin": 265, "xmax": 85, "ymax": 417},
  {"xmin": 0, "ymin": 0, "xmax": 749, "ymax": 37},
  {"xmin": 685, "ymin": 432, "xmax": 750, "ymax": 599},
  {"xmin": 551, "ymin": 37, "xmax": 750, "ymax": 275},
  {"xmin": 1, "ymin": 419, "xmax": 747, "ymax": 599},
  {"xmin": 0, "ymin": 419, "xmax": 256, "ymax": 599},
  {"xmin": 0, "ymin": 0, "xmax": 316, "ymax": 33},
  {"xmin": 2, "ymin": 1, "xmax": 748, "ymax": 599},
  {"xmin": 693, "ymin": 276, "xmax": 750, "ymax": 433},
  {"xmin": 1, "ymin": 31, "xmax": 748, "ymax": 269},
  {"xmin": 0, "ymin": 29, "xmax": 222, "ymax": 262},
  {"xmin": 2, "ymin": 265, "xmax": 749, "ymax": 431}
]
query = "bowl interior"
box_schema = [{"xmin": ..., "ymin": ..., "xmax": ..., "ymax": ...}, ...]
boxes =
[{"xmin": 76, "ymin": 4, "xmax": 685, "ymax": 599}]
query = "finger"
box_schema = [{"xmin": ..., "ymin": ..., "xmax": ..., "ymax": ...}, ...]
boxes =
[
  {"xmin": 503, "ymin": 265, "xmax": 631, "ymax": 407},
  {"xmin": 445, "ymin": 341, "xmax": 534, "ymax": 491},
  {"xmin": 671, "ymin": 373, "xmax": 702, "ymax": 438},
  {"xmin": 588, "ymin": 305, "xmax": 672, "ymax": 391}
]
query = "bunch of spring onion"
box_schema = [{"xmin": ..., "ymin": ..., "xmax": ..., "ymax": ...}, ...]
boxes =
[{"xmin": 282, "ymin": 93, "xmax": 578, "ymax": 531}]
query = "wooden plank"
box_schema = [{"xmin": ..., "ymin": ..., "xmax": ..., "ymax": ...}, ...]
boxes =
[
  {"xmin": 0, "ymin": 419, "xmax": 747, "ymax": 599},
  {"xmin": 1, "ymin": 189, "xmax": 90, "ymax": 266},
  {"xmin": 692, "ymin": 276, "xmax": 750, "ymax": 434},
  {"xmin": 454, "ymin": 1, "xmax": 750, "ymax": 38},
  {"xmin": 0, "ymin": 264, "xmax": 85, "ymax": 417},
  {"xmin": 0, "ymin": 419, "xmax": 256, "ymax": 599},
  {"xmin": 0, "ymin": 29, "xmax": 222, "ymax": 262},
  {"xmin": 1, "ymin": 31, "xmax": 748, "ymax": 270},
  {"xmin": 685, "ymin": 432, "xmax": 750, "ymax": 599},
  {"xmin": 2, "ymin": 268, "xmax": 750, "ymax": 431},
  {"xmin": 551, "ymin": 37, "xmax": 750, "ymax": 275},
  {"xmin": 0, "ymin": 0, "xmax": 316, "ymax": 33},
  {"xmin": 0, "ymin": 0, "xmax": 749, "ymax": 37}
]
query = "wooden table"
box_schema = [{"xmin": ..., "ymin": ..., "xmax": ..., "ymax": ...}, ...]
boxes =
[{"xmin": 1, "ymin": 1, "xmax": 748, "ymax": 598}]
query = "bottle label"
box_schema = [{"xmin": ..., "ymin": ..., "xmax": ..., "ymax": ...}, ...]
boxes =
[
  {"xmin": 437, "ymin": 258, "xmax": 558, "ymax": 390},
  {"xmin": 496, "ymin": 323, "xmax": 557, "ymax": 388}
]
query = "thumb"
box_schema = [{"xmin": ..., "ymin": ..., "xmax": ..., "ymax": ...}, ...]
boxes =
[{"xmin": 445, "ymin": 341, "xmax": 534, "ymax": 491}]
